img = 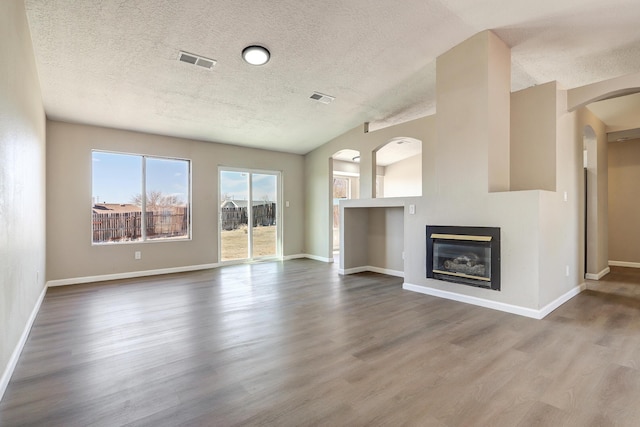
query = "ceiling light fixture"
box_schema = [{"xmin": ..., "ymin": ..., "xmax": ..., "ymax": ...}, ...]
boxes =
[{"xmin": 242, "ymin": 45, "xmax": 270, "ymax": 65}]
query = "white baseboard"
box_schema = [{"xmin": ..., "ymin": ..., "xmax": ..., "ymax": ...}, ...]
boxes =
[
  {"xmin": 339, "ymin": 266, "xmax": 368, "ymax": 275},
  {"xmin": 282, "ymin": 254, "xmax": 304, "ymax": 260},
  {"xmin": 608, "ymin": 260, "xmax": 640, "ymax": 269},
  {"xmin": 47, "ymin": 253, "xmax": 342, "ymax": 287},
  {"xmin": 1, "ymin": 285, "xmax": 47, "ymax": 402},
  {"xmin": 538, "ymin": 283, "xmax": 587, "ymax": 318},
  {"xmin": 46, "ymin": 263, "xmax": 220, "ymax": 287},
  {"xmin": 299, "ymin": 254, "xmax": 334, "ymax": 263},
  {"xmin": 585, "ymin": 266, "xmax": 610, "ymax": 280},
  {"xmin": 402, "ymin": 282, "xmax": 585, "ymax": 320},
  {"xmin": 46, "ymin": 255, "xmax": 339, "ymax": 287},
  {"xmin": 339, "ymin": 266, "xmax": 404, "ymax": 278}
]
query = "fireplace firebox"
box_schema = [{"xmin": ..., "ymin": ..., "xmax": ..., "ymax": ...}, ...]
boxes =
[{"xmin": 426, "ymin": 226, "xmax": 500, "ymax": 290}]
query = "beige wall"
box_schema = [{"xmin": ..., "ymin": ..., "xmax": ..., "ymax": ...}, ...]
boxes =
[
  {"xmin": 0, "ymin": 0, "xmax": 47, "ymax": 391},
  {"xmin": 332, "ymin": 159, "xmax": 359, "ymax": 175},
  {"xmin": 383, "ymin": 154, "xmax": 422, "ymax": 197},
  {"xmin": 341, "ymin": 205, "xmax": 404, "ymax": 272},
  {"xmin": 306, "ymin": 31, "xmax": 587, "ymax": 312},
  {"xmin": 608, "ymin": 139, "xmax": 640, "ymax": 264},
  {"xmin": 511, "ymin": 82, "xmax": 557, "ymax": 191},
  {"xmin": 305, "ymin": 119, "xmax": 433, "ymax": 260},
  {"xmin": 368, "ymin": 207, "xmax": 404, "ymax": 271},
  {"xmin": 487, "ymin": 33, "xmax": 512, "ymax": 192},
  {"xmin": 46, "ymin": 121, "xmax": 305, "ymax": 281},
  {"xmin": 426, "ymin": 30, "xmax": 546, "ymax": 309},
  {"xmin": 537, "ymin": 88, "xmax": 582, "ymax": 305}
]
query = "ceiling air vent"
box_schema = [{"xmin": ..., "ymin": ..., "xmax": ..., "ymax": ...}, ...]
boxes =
[
  {"xmin": 310, "ymin": 92, "xmax": 335, "ymax": 104},
  {"xmin": 178, "ymin": 51, "xmax": 217, "ymax": 70}
]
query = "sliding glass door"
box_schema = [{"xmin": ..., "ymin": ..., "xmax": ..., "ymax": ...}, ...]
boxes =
[{"xmin": 219, "ymin": 168, "xmax": 280, "ymax": 262}]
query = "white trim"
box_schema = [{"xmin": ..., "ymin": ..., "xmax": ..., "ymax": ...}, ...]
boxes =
[
  {"xmin": 47, "ymin": 255, "xmax": 335, "ymax": 287},
  {"xmin": 339, "ymin": 266, "xmax": 404, "ymax": 277},
  {"xmin": 339, "ymin": 266, "xmax": 369, "ymax": 275},
  {"xmin": 585, "ymin": 266, "xmax": 611, "ymax": 280},
  {"xmin": 1, "ymin": 285, "xmax": 47, "ymax": 401},
  {"xmin": 402, "ymin": 282, "xmax": 585, "ymax": 320},
  {"xmin": 282, "ymin": 254, "xmax": 308, "ymax": 261},
  {"xmin": 46, "ymin": 263, "xmax": 220, "ymax": 287},
  {"xmin": 538, "ymin": 283, "xmax": 587, "ymax": 318},
  {"xmin": 301, "ymin": 254, "xmax": 334, "ymax": 263},
  {"xmin": 608, "ymin": 260, "xmax": 640, "ymax": 269},
  {"xmin": 218, "ymin": 256, "xmax": 283, "ymax": 267}
]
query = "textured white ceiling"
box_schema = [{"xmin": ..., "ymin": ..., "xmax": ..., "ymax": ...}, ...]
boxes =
[{"xmin": 24, "ymin": 0, "xmax": 640, "ymax": 154}]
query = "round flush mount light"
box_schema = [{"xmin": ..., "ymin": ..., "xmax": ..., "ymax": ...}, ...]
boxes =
[{"xmin": 242, "ymin": 45, "xmax": 270, "ymax": 65}]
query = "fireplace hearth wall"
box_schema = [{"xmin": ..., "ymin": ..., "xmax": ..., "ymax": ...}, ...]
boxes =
[{"xmin": 426, "ymin": 225, "xmax": 501, "ymax": 290}]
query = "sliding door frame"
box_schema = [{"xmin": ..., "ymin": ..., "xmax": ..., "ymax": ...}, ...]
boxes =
[{"xmin": 218, "ymin": 166, "xmax": 282, "ymax": 264}]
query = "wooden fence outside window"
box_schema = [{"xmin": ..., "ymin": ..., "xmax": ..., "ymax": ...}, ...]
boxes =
[
  {"xmin": 221, "ymin": 203, "xmax": 276, "ymax": 231},
  {"xmin": 92, "ymin": 207, "xmax": 189, "ymax": 243}
]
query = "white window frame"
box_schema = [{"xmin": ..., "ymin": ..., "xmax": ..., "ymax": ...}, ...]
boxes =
[{"xmin": 91, "ymin": 150, "xmax": 192, "ymax": 245}]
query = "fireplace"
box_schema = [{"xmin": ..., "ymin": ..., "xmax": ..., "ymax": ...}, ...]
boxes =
[{"xmin": 426, "ymin": 226, "xmax": 500, "ymax": 290}]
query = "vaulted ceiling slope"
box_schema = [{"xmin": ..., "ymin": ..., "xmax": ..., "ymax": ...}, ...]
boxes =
[{"xmin": 25, "ymin": 0, "xmax": 640, "ymax": 154}]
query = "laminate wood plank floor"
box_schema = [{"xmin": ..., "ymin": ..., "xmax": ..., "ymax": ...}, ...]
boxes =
[{"xmin": 2, "ymin": 261, "xmax": 640, "ymax": 426}]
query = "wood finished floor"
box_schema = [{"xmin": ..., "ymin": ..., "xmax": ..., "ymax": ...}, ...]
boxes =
[{"xmin": 2, "ymin": 261, "xmax": 640, "ymax": 426}]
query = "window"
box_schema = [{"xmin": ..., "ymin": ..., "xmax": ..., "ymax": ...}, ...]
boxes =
[
  {"xmin": 333, "ymin": 176, "xmax": 350, "ymax": 199},
  {"xmin": 92, "ymin": 151, "xmax": 190, "ymax": 244}
]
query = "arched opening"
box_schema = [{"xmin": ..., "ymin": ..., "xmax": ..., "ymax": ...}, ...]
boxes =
[
  {"xmin": 583, "ymin": 91, "xmax": 640, "ymax": 278},
  {"xmin": 330, "ymin": 149, "xmax": 360, "ymax": 257},
  {"xmin": 373, "ymin": 137, "xmax": 422, "ymax": 198},
  {"xmin": 588, "ymin": 92, "xmax": 640, "ymax": 272}
]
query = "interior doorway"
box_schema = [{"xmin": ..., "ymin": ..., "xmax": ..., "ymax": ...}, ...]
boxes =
[
  {"xmin": 582, "ymin": 91, "xmax": 640, "ymax": 278},
  {"xmin": 330, "ymin": 150, "xmax": 360, "ymax": 256},
  {"xmin": 219, "ymin": 168, "xmax": 281, "ymax": 262}
]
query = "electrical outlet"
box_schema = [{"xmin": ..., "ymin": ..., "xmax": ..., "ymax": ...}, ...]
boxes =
[
  {"xmin": 565, "ymin": 265, "xmax": 569, "ymax": 277},
  {"xmin": 286, "ymin": 201, "xmax": 290, "ymax": 207},
  {"xmin": 409, "ymin": 204, "xmax": 415, "ymax": 215},
  {"xmin": 135, "ymin": 251, "xmax": 141, "ymax": 260}
]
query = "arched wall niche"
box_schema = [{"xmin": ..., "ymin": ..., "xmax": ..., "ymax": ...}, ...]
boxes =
[{"xmin": 373, "ymin": 136, "xmax": 422, "ymax": 198}]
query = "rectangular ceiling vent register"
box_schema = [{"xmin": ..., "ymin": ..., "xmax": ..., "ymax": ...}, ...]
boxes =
[
  {"xmin": 178, "ymin": 51, "xmax": 217, "ymax": 70},
  {"xmin": 310, "ymin": 92, "xmax": 335, "ymax": 104}
]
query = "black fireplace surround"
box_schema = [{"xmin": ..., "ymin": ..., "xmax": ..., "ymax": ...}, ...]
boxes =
[{"xmin": 426, "ymin": 225, "xmax": 500, "ymax": 290}]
